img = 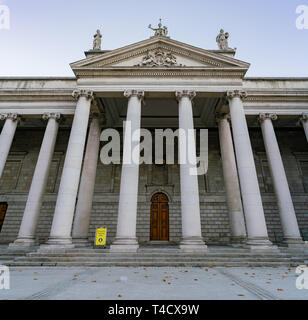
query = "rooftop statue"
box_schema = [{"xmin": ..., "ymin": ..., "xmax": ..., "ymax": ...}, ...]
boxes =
[
  {"xmin": 148, "ymin": 19, "xmax": 168, "ymax": 37},
  {"xmin": 216, "ymin": 29, "xmax": 233, "ymax": 50},
  {"xmin": 93, "ymin": 29, "xmax": 102, "ymax": 50}
]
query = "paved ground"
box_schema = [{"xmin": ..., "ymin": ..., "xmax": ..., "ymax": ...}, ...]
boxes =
[{"xmin": 0, "ymin": 266, "xmax": 308, "ymax": 300}]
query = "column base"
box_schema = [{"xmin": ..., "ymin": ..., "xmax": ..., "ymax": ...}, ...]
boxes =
[
  {"xmin": 179, "ymin": 237, "xmax": 207, "ymax": 254},
  {"xmin": 110, "ymin": 237, "xmax": 139, "ymax": 253},
  {"xmin": 9, "ymin": 237, "xmax": 37, "ymax": 249},
  {"xmin": 38, "ymin": 236, "xmax": 75, "ymax": 253},
  {"xmin": 245, "ymin": 237, "xmax": 279, "ymax": 252},
  {"xmin": 229, "ymin": 236, "xmax": 247, "ymax": 248},
  {"xmin": 281, "ymin": 237, "xmax": 305, "ymax": 248},
  {"xmin": 72, "ymin": 237, "xmax": 91, "ymax": 248}
]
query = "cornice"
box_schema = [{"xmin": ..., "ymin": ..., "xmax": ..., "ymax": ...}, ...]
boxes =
[
  {"xmin": 244, "ymin": 93, "xmax": 308, "ymax": 103},
  {"xmin": 0, "ymin": 90, "xmax": 76, "ymax": 102},
  {"xmin": 85, "ymin": 43, "xmax": 229, "ymax": 68},
  {"xmin": 73, "ymin": 68, "xmax": 247, "ymax": 78},
  {"xmin": 0, "ymin": 97, "xmax": 74, "ymax": 102},
  {"xmin": 0, "ymin": 77, "xmax": 76, "ymax": 81}
]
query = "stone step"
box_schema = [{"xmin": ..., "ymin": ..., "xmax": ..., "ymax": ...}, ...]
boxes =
[
  {"xmin": 0, "ymin": 251, "xmax": 29, "ymax": 256},
  {"xmin": 71, "ymin": 249, "xmax": 253, "ymax": 254},
  {"xmin": 26, "ymin": 251, "xmax": 296, "ymax": 258},
  {"xmin": 0, "ymin": 255, "xmax": 19, "ymax": 260},
  {"xmin": 2, "ymin": 245, "xmax": 306, "ymax": 267},
  {"xmin": 6, "ymin": 260, "xmax": 302, "ymax": 267},
  {"xmin": 14, "ymin": 255, "xmax": 302, "ymax": 263},
  {"xmin": 3, "ymin": 256, "xmax": 304, "ymax": 266},
  {"xmin": 65, "ymin": 248, "xmax": 254, "ymax": 254}
]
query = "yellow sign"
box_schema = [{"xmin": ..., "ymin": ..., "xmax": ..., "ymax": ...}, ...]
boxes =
[{"xmin": 95, "ymin": 227, "xmax": 107, "ymax": 246}]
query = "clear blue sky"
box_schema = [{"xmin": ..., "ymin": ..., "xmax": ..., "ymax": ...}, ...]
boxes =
[{"xmin": 0, "ymin": 0, "xmax": 307, "ymax": 77}]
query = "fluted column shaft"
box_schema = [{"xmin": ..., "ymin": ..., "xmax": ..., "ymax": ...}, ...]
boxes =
[
  {"xmin": 259, "ymin": 113, "xmax": 303, "ymax": 247},
  {"xmin": 0, "ymin": 113, "xmax": 20, "ymax": 178},
  {"xmin": 176, "ymin": 90, "xmax": 207, "ymax": 253},
  {"xmin": 72, "ymin": 114, "xmax": 102, "ymax": 246},
  {"xmin": 11, "ymin": 113, "xmax": 61, "ymax": 247},
  {"xmin": 217, "ymin": 113, "xmax": 247, "ymax": 245},
  {"xmin": 227, "ymin": 90, "xmax": 274, "ymax": 250},
  {"xmin": 110, "ymin": 90, "xmax": 143, "ymax": 252},
  {"xmin": 41, "ymin": 90, "xmax": 93, "ymax": 250}
]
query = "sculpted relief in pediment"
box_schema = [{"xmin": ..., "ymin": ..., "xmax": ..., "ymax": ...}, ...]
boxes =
[{"xmin": 135, "ymin": 49, "xmax": 184, "ymax": 67}]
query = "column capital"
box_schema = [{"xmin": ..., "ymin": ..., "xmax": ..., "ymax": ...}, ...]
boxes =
[
  {"xmin": 258, "ymin": 113, "xmax": 278, "ymax": 122},
  {"xmin": 124, "ymin": 90, "xmax": 144, "ymax": 100},
  {"xmin": 90, "ymin": 112, "xmax": 100, "ymax": 120},
  {"xmin": 299, "ymin": 113, "xmax": 308, "ymax": 124},
  {"xmin": 175, "ymin": 90, "xmax": 196, "ymax": 101},
  {"xmin": 42, "ymin": 112, "xmax": 62, "ymax": 121},
  {"xmin": 0, "ymin": 113, "xmax": 20, "ymax": 122},
  {"xmin": 90, "ymin": 112, "xmax": 105, "ymax": 127},
  {"xmin": 72, "ymin": 89, "xmax": 94, "ymax": 101},
  {"xmin": 227, "ymin": 90, "xmax": 248, "ymax": 100},
  {"xmin": 215, "ymin": 112, "xmax": 230, "ymax": 123}
]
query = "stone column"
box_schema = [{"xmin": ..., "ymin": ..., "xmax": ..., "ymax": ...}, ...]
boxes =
[
  {"xmin": 299, "ymin": 113, "xmax": 308, "ymax": 142},
  {"xmin": 110, "ymin": 90, "xmax": 144, "ymax": 252},
  {"xmin": 227, "ymin": 90, "xmax": 274, "ymax": 251},
  {"xmin": 176, "ymin": 90, "xmax": 207, "ymax": 253},
  {"xmin": 0, "ymin": 113, "xmax": 20, "ymax": 178},
  {"xmin": 72, "ymin": 113, "xmax": 102, "ymax": 247},
  {"xmin": 216, "ymin": 113, "xmax": 247, "ymax": 246},
  {"xmin": 11, "ymin": 113, "xmax": 61, "ymax": 247},
  {"xmin": 259, "ymin": 113, "xmax": 303, "ymax": 247},
  {"xmin": 40, "ymin": 90, "xmax": 93, "ymax": 251}
]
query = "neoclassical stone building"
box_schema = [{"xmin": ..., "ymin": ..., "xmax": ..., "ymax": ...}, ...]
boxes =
[{"xmin": 0, "ymin": 26, "xmax": 307, "ymax": 254}]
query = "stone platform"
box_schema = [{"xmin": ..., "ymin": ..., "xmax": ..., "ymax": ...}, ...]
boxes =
[{"xmin": 1, "ymin": 245, "xmax": 307, "ymax": 267}]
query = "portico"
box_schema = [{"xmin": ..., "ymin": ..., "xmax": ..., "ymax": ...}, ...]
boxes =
[{"xmin": 0, "ymin": 25, "xmax": 307, "ymax": 257}]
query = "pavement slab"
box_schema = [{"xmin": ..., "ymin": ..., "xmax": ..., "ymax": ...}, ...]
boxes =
[{"xmin": 0, "ymin": 266, "xmax": 307, "ymax": 300}]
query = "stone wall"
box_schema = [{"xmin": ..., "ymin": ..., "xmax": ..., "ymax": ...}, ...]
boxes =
[{"xmin": 0, "ymin": 127, "xmax": 307, "ymax": 245}]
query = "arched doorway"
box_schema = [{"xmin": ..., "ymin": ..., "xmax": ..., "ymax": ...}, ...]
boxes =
[{"xmin": 150, "ymin": 193, "xmax": 169, "ymax": 241}]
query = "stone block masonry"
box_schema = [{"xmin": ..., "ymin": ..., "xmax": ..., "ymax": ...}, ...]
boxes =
[{"xmin": 0, "ymin": 128, "xmax": 307, "ymax": 245}]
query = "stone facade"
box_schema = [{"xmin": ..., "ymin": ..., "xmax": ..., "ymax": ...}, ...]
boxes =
[
  {"xmin": 0, "ymin": 127, "xmax": 307, "ymax": 246},
  {"xmin": 0, "ymin": 33, "xmax": 307, "ymax": 253}
]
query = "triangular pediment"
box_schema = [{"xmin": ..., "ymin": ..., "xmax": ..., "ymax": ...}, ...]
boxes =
[{"xmin": 71, "ymin": 36, "xmax": 250, "ymax": 77}]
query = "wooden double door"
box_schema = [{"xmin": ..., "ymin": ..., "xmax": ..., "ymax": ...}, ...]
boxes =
[{"xmin": 150, "ymin": 193, "xmax": 169, "ymax": 241}]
